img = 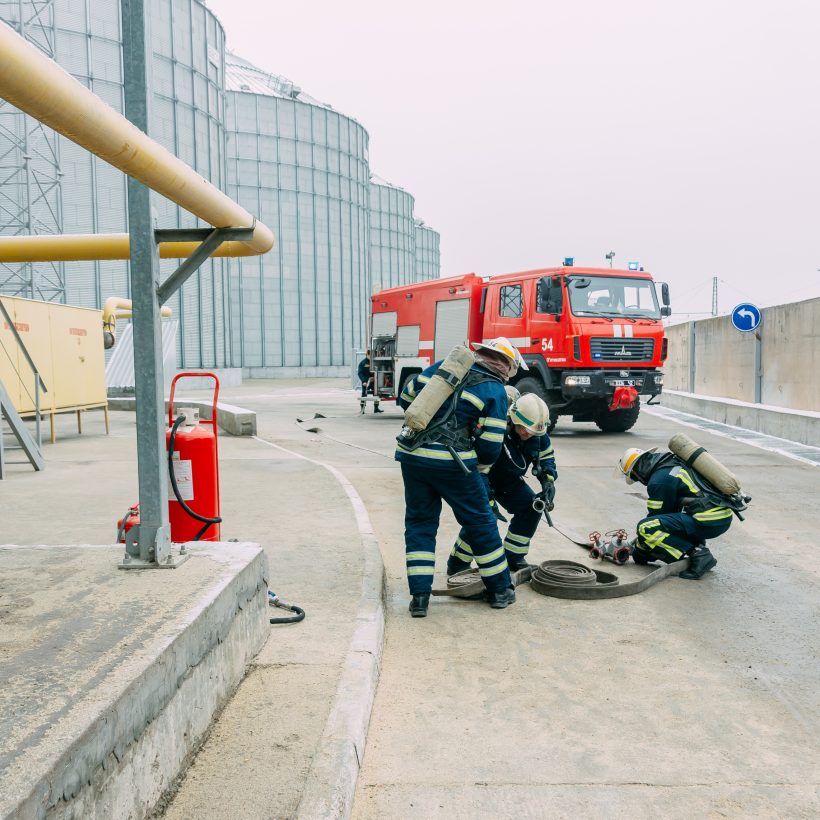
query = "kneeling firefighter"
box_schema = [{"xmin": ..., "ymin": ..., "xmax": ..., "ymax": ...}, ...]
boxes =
[
  {"xmin": 617, "ymin": 434, "xmax": 750, "ymax": 579},
  {"xmin": 396, "ymin": 337, "xmax": 527, "ymax": 617},
  {"xmin": 447, "ymin": 392, "xmax": 557, "ymax": 576}
]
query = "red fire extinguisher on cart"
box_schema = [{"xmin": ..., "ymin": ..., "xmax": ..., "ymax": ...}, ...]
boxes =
[{"xmin": 117, "ymin": 371, "xmax": 221, "ymax": 543}]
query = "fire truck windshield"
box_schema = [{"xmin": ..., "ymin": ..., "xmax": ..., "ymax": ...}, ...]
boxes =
[{"xmin": 567, "ymin": 276, "xmax": 661, "ymax": 319}]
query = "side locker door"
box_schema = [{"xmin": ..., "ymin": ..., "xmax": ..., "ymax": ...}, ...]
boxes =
[{"xmin": 434, "ymin": 299, "xmax": 470, "ymax": 361}]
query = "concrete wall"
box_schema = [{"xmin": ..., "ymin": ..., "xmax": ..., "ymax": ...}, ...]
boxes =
[{"xmin": 664, "ymin": 296, "xmax": 820, "ymax": 412}]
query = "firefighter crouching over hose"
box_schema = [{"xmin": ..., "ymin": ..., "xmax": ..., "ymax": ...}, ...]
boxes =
[
  {"xmin": 617, "ymin": 437, "xmax": 749, "ymax": 580},
  {"xmin": 396, "ymin": 337, "xmax": 527, "ymax": 617},
  {"xmin": 447, "ymin": 391, "xmax": 557, "ymax": 576}
]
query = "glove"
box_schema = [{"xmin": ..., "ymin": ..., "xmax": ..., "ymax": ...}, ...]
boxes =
[
  {"xmin": 483, "ymin": 476, "xmax": 508, "ymax": 522},
  {"xmin": 535, "ymin": 473, "xmax": 556, "ymax": 510}
]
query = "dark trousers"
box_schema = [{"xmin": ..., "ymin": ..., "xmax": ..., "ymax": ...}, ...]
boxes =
[
  {"xmin": 401, "ymin": 461, "xmax": 511, "ymax": 595},
  {"xmin": 449, "ymin": 478, "xmax": 541, "ymax": 572},
  {"xmin": 636, "ymin": 512, "xmax": 731, "ymax": 562}
]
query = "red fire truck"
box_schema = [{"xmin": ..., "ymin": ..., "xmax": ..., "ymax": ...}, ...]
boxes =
[{"xmin": 369, "ymin": 262, "xmax": 670, "ymax": 432}]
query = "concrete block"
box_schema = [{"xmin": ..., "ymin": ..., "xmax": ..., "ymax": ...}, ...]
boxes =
[
  {"xmin": 659, "ymin": 390, "xmax": 820, "ymax": 447},
  {"xmin": 0, "ymin": 542, "xmax": 269, "ymax": 820},
  {"xmin": 105, "ymin": 397, "xmax": 256, "ymax": 437}
]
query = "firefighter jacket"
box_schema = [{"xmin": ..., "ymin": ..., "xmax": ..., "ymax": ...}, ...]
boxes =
[
  {"xmin": 395, "ymin": 361, "xmax": 508, "ymax": 470},
  {"xmin": 488, "ymin": 425, "xmax": 557, "ymax": 488},
  {"xmin": 641, "ymin": 453, "xmax": 733, "ymax": 526},
  {"xmin": 357, "ymin": 357, "xmax": 372, "ymax": 383}
]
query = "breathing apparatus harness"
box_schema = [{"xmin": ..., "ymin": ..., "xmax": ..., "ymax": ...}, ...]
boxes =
[
  {"xmin": 397, "ymin": 366, "xmax": 502, "ymax": 475},
  {"xmin": 636, "ymin": 451, "xmax": 751, "ymax": 521}
]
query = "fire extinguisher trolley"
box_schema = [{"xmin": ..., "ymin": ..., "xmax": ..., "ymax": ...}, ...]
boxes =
[{"xmin": 166, "ymin": 372, "xmax": 222, "ymax": 542}]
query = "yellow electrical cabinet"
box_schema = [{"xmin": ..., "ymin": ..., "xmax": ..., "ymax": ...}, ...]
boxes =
[{"xmin": 0, "ymin": 295, "xmax": 107, "ymax": 439}]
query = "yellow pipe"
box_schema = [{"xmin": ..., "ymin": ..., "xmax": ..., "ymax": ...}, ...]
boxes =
[
  {"xmin": 102, "ymin": 296, "xmax": 172, "ymax": 348},
  {"xmin": 0, "ymin": 21, "xmax": 273, "ymax": 256},
  {"xmin": 0, "ymin": 233, "xmax": 259, "ymax": 263}
]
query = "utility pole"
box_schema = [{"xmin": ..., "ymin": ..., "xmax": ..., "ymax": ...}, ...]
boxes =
[
  {"xmin": 605, "ymin": 251, "xmax": 615, "ymax": 268},
  {"xmin": 712, "ymin": 276, "xmax": 718, "ymax": 316}
]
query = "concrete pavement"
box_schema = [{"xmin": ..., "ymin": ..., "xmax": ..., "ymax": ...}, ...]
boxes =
[{"xmin": 3, "ymin": 381, "xmax": 819, "ymax": 818}]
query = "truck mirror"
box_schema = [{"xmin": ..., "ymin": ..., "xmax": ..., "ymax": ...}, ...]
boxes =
[
  {"xmin": 661, "ymin": 282, "xmax": 670, "ymax": 306},
  {"xmin": 570, "ymin": 277, "xmax": 590, "ymax": 289},
  {"xmin": 661, "ymin": 305, "xmax": 672, "ymax": 317}
]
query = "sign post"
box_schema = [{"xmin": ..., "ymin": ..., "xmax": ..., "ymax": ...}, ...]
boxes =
[{"xmin": 731, "ymin": 303, "xmax": 762, "ymax": 403}]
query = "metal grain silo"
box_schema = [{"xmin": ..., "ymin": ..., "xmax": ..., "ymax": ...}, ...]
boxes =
[
  {"xmin": 368, "ymin": 177, "xmax": 415, "ymax": 291},
  {"xmin": 0, "ymin": 0, "xmax": 230, "ymax": 369},
  {"xmin": 224, "ymin": 52, "xmax": 371, "ymax": 374},
  {"xmin": 413, "ymin": 219, "xmax": 441, "ymax": 282}
]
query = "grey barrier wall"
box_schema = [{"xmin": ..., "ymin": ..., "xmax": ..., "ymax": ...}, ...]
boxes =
[{"xmin": 664, "ymin": 296, "xmax": 820, "ymax": 412}]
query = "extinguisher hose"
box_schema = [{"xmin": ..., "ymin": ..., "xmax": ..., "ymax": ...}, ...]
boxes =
[
  {"xmin": 168, "ymin": 415, "xmax": 223, "ymax": 541},
  {"xmin": 269, "ymin": 591, "xmax": 306, "ymax": 624}
]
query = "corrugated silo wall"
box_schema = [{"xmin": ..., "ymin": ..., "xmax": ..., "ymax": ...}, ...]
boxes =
[
  {"xmin": 414, "ymin": 224, "xmax": 440, "ymax": 282},
  {"xmin": 0, "ymin": 0, "xmax": 230, "ymax": 369},
  {"xmin": 225, "ymin": 91, "xmax": 371, "ymax": 375},
  {"xmin": 369, "ymin": 182, "xmax": 415, "ymax": 291},
  {"xmin": 150, "ymin": 0, "xmax": 230, "ymax": 369}
]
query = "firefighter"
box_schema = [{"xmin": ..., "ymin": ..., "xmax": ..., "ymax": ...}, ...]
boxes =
[
  {"xmin": 617, "ymin": 447, "xmax": 732, "ymax": 579},
  {"xmin": 396, "ymin": 337, "xmax": 527, "ymax": 617},
  {"xmin": 447, "ymin": 392, "xmax": 557, "ymax": 576},
  {"xmin": 357, "ymin": 350, "xmax": 383, "ymax": 414}
]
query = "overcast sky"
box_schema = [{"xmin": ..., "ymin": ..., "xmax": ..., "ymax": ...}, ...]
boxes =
[{"xmin": 204, "ymin": 0, "xmax": 819, "ymax": 322}]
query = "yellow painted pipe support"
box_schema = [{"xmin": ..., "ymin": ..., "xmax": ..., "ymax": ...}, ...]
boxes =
[
  {"xmin": 0, "ymin": 21, "xmax": 273, "ymax": 256},
  {"xmin": 0, "ymin": 233, "xmax": 259, "ymax": 263}
]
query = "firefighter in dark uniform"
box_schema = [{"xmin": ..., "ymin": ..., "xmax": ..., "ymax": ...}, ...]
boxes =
[
  {"xmin": 447, "ymin": 392, "xmax": 557, "ymax": 575},
  {"xmin": 617, "ymin": 447, "xmax": 732, "ymax": 579},
  {"xmin": 357, "ymin": 350, "xmax": 383, "ymax": 413},
  {"xmin": 396, "ymin": 338, "xmax": 527, "ymax": 617}
]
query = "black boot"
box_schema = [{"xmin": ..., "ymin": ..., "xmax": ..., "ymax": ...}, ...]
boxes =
[
  {"xmin": 409, "ymin": 593, "xmax": 430, "ymax": 617},
  {"xmin": 507, "ymin": 556, "xmax": 529, "ymax": 573},
  {"xmin": 679, "ymin": 547, "xmax": 717, "ymax": 580},
  {"xmin": 373, "ymin": 405, "xmax": 384, "ymax": 413},
  {"xmin": 483, "ymin": 586, "xmax": 515, "ymax": 609}
]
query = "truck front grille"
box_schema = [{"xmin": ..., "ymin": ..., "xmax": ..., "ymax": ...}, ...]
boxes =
[{"xmin": 590, "ymin": 337, "xmax": 655, "ymax": 362}]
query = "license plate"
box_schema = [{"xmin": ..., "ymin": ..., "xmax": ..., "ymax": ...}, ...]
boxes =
[{"xmin": 611, "ymin": 379, "xmax": 635, "ymax": 386}]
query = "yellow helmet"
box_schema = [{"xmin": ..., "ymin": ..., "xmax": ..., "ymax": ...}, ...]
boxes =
[
  {"xmin": 471, "ymin": 336, "xmax": 529, "ymax": 376},
  {"xmin": 617, "ymin": 447, "xmax": 657, "ymax": 484},
  {"xmin": 509, "ymin": 393, "xmax": 549, "ymax": 435}
]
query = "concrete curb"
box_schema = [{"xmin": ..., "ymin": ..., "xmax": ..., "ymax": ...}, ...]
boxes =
[
  {"xmin": 1, "ymin": 543, "xmax": 269, "ymax": 820},
  {"xmin": 659, "ymin": 390, "xmax": 820, "ymax": 447},
  {"xmin": 107, "ymin": 397, "xmax": 256, "ymax": 436},
  {"xmin": 253, "ymin": 438, "xmax": 386, "ymax": 820}
]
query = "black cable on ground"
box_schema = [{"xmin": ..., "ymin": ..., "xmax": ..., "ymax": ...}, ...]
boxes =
[
  {"xmin": 268, "ymin": 591, "xmax": 306, "ymax": 624},
  {"xmin": 168, "ymin": 415, "xmax": 223, "ymax": 540}
]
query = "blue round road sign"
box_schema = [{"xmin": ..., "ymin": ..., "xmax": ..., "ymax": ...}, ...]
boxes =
[{"xmin": 731, "ymin": 303, "xmax": 761, "ymax": 332}]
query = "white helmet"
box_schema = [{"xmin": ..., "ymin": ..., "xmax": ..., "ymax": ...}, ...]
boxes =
[
  {"xmin": 504, "ymin": 385, "xmax": 521, "ymax": 408},
  {"xmin": 471, "ymin": 336, "xmax": 529, "ymax": 376},
  {"xmin": 617, "ymin": 447, "xmax": 657, "ymax": 484},
  {"xmin": 509, "ymin": 393, "xmax": 549, "ymax": 435}
]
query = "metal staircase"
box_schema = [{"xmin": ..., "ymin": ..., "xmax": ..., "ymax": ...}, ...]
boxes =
[
  {"xmin": 0, "ymin": 378, "xmax": 44, "ymax": 478},
  {"xmin": 0, "ymin": 298, "xmax": 46, "ymax": 479}
]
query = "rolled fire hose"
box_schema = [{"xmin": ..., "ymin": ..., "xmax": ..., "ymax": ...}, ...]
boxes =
[{"xmin": 433, "ymin": 558, "xmax": 688, "ymax": 600}]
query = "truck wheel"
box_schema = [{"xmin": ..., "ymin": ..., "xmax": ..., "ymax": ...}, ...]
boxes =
[
  {"xmin": 594, "ymin": 402, "xmax": 641, "ymax": 433},
  {"xmin": 513, "ymin": 376, "xmax": 558, "ymax": 432}
]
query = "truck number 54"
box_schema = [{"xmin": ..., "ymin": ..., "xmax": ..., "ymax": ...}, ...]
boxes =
[{"xmin": 541, "ymin": 338, "xmax": 553, "ymax": 352}]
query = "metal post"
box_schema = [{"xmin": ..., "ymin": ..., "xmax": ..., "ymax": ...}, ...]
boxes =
[
  {"xmin": 120, "ymin": 0, "xmax": 175, "ymax": 568},
  {"xmin": 754, "ymin": 328, "xmax": 763, "ymax": 404},
  {"xmin": 688, "ymin": 320, "xmax": 696, "ymax": 394}
]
